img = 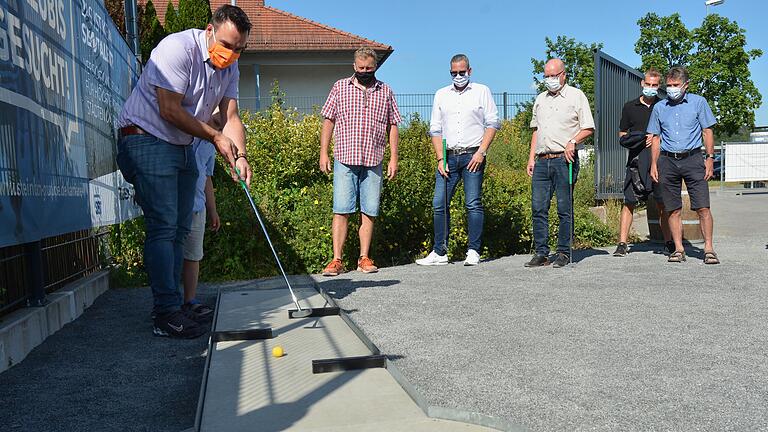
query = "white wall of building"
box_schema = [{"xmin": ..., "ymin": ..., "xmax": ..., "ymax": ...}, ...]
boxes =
[{"xmin": 236, "ymin": 51, "xmax": 385, "ymax": 113}]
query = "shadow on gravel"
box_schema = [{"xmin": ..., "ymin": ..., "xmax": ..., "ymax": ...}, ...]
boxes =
[
  {"xmin": 572, "ymin": 248, "xmax": 609, "ymax": 263},
  {"xmin": 317, "ymin": 278, "xmax": 400, "ymax": 300},
  {"xmin": 627, "ymin": 241, "xmax": 704, "ymax": 258}
]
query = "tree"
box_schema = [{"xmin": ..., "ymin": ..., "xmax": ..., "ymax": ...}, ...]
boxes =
[
  {"xmin": 531, "ymin": 36, "xmax": 603, "ymax": 108},
  {"xmin": 138, "ymin": 0, "xmax": 167, "ymax": 63},
  {"xmin": 689, "ymin": 14, "xmax": 762, "ymax": 135},
  {"xmin": 105, "ymin": 0, "xmax": 126, "ymax": 36},
  {"xmin": 635, "ymin": 13, "xmax": 692, "ymax": 77},
  {"xmin": 164, "ymin": 1, "xmax": 179, "ymax": 34},
  {"xmin": 165, "ymin": 0, "xmax": 211, "ymax": 34},
  {"xmin": 634, "ymin": 13, "xmax": 763, "ymax": 135}
]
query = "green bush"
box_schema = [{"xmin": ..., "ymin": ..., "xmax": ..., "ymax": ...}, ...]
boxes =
[{"xmin": 109, "ymin": 100, "xmax": 616, "ymax": 286}]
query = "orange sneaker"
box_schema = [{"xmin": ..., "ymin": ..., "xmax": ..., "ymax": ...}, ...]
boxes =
[
  {"xmin": 357, "ymin": 256, "xmax": 378, "ymax": 273},
  {"xmin": 322, "ymin": 258, "xmax": 344, "ymax": 276}
]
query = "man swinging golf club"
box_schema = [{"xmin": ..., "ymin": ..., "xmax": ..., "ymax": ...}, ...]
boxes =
[
  {"xmin": 116, "ymin": 5, "xmax": 252, "ymax": 338},
  {"xmin": 417, "ymin": 54, "xmax": 499, "ymax": 266},
  {"xmin": 525, "ymin": 58, "xmax": 594, "ymax": 268}
]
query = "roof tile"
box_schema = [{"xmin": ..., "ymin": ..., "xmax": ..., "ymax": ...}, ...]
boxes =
[{"xmin": 141, "ymin": 0, "xmax": 393, "ymax": 53}]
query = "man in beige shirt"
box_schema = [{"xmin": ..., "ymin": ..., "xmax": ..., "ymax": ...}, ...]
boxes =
[{"xmin": 525, "ymin": 58, "xmax": 595, "ymax": 268}]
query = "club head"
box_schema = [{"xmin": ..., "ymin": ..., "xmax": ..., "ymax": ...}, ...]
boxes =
[{"xmin": 289, "ymin": 308, "xmax": 313, "ymax": 319}]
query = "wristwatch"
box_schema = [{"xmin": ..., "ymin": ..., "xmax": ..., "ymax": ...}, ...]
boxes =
[
  {"xmin": 480, "ymin": 150, "xmax": 488, "ymax": 157},
  {"xmin": 568, "ymin": 139, "xmax": 577, "ymax": 146},
  {"xmin": 705, "ymin": 154, "xmax": 716, "ymax": 159}
]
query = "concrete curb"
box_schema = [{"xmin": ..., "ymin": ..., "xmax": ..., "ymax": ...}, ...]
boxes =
[{"xmin": 0, "ymin": 270, "xmax": 109, "ymax": 373}]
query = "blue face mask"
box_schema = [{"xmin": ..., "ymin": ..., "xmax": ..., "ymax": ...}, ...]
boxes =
[
  {"xmin": 666, "ymin": 86, "xmax": 684, "ymax": 101},
  {"xmin": 642, "ymin": 87, "xmax": 658, "ymax": 98}
]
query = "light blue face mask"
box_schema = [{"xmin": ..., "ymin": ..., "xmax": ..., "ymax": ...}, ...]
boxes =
[
  {"xmin": 642, "ymin": 87, "xmax": 658, "ymax": 98},
  {"xmin": 666, "ymin": 86, "xmax": 684, "ymax": 101}
]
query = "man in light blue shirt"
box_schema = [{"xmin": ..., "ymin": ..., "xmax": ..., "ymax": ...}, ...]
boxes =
[
  {"xmin": 116, "ymin": 5, "xmax": 252, "ymax": 338},
  {"xmin": 648, "ymin": 66, "xmax": 719, "ymax": 264}
]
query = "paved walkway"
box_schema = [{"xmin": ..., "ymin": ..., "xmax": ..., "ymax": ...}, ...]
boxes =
[{"xmin": 0, "ymin": 191, "xmax": 764, "ymax": 431}]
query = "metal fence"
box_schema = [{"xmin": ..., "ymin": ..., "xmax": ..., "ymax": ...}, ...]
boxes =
[
  {"xmin": 593, "ymin": 50, "xmax": 644, "ymax": 199},
  {"xmin": 0, "ymin": 229, "xmax": 108, "ymax": 316},
  {"xmin": 239, "ymin": 92, "xmax": 536, "ymax": 122}
]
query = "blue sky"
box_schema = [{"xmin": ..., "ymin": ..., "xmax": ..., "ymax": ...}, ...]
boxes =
[{"xmin": 271, "ymin": 0, "xmax": 768, "ymax": 126}]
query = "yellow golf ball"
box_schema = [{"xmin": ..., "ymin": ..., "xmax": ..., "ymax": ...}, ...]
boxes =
[{"xmin": 272, "ymin": 346, "xmax": 284, "ymax": 358}]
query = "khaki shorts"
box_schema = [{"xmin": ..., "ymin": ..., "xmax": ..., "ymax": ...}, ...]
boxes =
[{"xmin": 183, "ymin": 208, "xmax": 206, "ymax": 261}]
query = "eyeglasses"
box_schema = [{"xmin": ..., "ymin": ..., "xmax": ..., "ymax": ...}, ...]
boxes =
[
  {"xmin": 450, "ymin": 70, "xmax": 468, "ymax": 77},
  {"xmin": 543, "ymin": 70, "xmax": 564, "ymax": 79}
]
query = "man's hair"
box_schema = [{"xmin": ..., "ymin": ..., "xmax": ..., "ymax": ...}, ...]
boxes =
[
  {"xmin": 212, "ymin": 5, "xmax": 252, "ymax": 34},
  {"xmin": 451, "ymin": 54, "xmax": 470, "ymax": 68},
  {"xmin": 644, "ymin": 67, "xmax": 662, "ymax": 81},
  {"xmin": 354, "ymin": 47, "xmax": 379, "ymax": 63},
  {"xmin": 666, "ymin": 66, "xmax": 689, "ymax": 83}
]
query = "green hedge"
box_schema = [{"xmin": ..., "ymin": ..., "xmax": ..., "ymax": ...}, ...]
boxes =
[{"xmin": 109, "ymin": 101, "xmax": 613, "ymax": 286}]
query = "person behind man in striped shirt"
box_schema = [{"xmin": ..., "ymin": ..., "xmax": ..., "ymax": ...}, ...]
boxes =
[{"xmin": 319, "ymin": 47, "xmax": 402, "ymax": 276}]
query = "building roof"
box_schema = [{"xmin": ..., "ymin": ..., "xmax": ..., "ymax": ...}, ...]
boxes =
[{"xmin": 142, "ymin": 0, "xmax": 393, "ymax": 63}]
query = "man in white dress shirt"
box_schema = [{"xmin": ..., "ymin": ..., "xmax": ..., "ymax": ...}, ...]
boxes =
[{"xmin": 416, "ymin": 54, "xmax": 500, "ymax": 266}]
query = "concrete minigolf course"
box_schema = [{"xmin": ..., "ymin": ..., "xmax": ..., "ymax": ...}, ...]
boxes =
[{"xmin": 196, "ymin": 276, "xmax": 501, "ymax": 431}]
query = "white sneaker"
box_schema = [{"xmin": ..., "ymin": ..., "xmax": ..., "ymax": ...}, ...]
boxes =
[
  {"xmin": 463, "ymin": 249, "xmax": 480, "ymax": 266},
  {"xmin": 416, "ymin": 251, "xmax": 449, "ymax": 266}
]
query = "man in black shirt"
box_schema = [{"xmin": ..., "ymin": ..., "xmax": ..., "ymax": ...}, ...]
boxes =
[{"xmin": 614, "ymin": 68, "xmax": 672, "ymax": 256}]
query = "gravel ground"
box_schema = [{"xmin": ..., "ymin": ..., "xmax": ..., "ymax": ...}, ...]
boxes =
[
  {"xmin": 1, "ymin": 192, "xmax": 765, "ymax": 432},
  {"xmin": 0, "ymin": 281, "xmax": 254, "ymax": 432},
  {"xmin": 317, "ymin": 192, "xmax": 768, "ymax": 431}
]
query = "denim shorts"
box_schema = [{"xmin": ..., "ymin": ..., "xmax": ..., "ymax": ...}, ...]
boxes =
[{"xmin": 332, "ymin": 160, "xmax": 382, "ymax": 216}]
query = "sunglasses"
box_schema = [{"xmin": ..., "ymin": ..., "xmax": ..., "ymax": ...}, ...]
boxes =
[{"xmin": 450, "ymin": 70, "xmax": 469, "ymax": 77}]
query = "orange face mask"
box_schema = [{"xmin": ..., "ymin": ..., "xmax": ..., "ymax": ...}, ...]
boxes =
[{"xmin": 208, "ymin": 30, "xmax": 240, "ymax": 69}]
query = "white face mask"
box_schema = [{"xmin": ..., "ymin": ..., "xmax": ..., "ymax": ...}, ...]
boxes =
[
  {"xmin": 453, "ymin": 74, "xmax": 469, "ymax": 88},
  {"xmin": 544, "ymin": 76, "xmax": 562, "ymax": 92},
  {"xmin": 666, "ymin": 86, "xmax": 684, "ymax": 101}
]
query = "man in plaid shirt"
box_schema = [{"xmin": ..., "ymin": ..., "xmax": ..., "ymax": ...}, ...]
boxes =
[{"xmin": 319, "ymin": 47, "xmax": 401, "ymax": 276}]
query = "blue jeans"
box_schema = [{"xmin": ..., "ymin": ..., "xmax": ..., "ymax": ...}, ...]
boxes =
[
  {"xmin": 432, "ymin": 150, "xmax": 485, "ymax": 255},
  {"xmin": 116, "ymin": 135, "xmax": 198, "ymax": 314},
  {"xmin": 531, "ymin": 155, "xmax": 579, "ymax": 256}
]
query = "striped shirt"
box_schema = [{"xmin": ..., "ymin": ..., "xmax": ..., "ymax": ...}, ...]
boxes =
[{"xmin": 321, "ymin": 77, "xmax": 401, "ymax": 167}]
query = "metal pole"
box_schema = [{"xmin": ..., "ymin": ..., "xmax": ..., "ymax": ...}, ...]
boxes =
[
  {"xmin": 24, "ymin": 241, "xmax": 47, "ymax": 307},
  {"xmin": 503, "ymin": 92, "xmax": 508, "ymax": 120},
  {"xmin": 720, "ymin": 141, "xmax": 724, "ymax": 193},
  {"xmin": 124, "ymin": 0, "xmax": 140, "ymax": 60}
]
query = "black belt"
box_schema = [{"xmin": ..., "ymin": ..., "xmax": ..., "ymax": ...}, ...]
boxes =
[
  {"xmin": 447, "ymin": 146, "xmax": 479, "ymax": 156},
  {"xmin": 660, "ymin": 149, "xmax": 700, "ymax": 160}
]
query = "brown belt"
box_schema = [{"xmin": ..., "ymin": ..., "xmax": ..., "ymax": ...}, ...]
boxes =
[
  {"xmin": 119, "ymin": 126, "xmax": 147, "ymax": 137},
  {"xmin": 537, "ymin": 152, "xmax": 564, "ymax": 159}
]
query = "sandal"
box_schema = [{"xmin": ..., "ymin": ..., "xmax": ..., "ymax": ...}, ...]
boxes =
[
  {"xmin": 704, "ymin": 251, "xmax": 720, "ymax": 265},
  {"xmin": 668, "ymin": 251, "xmax": 686, "ymax": 263}
]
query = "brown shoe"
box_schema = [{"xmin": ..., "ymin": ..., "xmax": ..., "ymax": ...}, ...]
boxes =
[
  {"xmin": 322, "ymin": 258, "xmax": 344, "ymax": 276},
  {"xmin": 357, "ymin": 256, "xmax": 378, "ymax": 273}
]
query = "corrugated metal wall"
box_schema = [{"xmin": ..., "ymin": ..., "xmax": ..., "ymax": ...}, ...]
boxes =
[{"xmin": 593, "ymin": 50, "xmax": 643, "ymax": 199}]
